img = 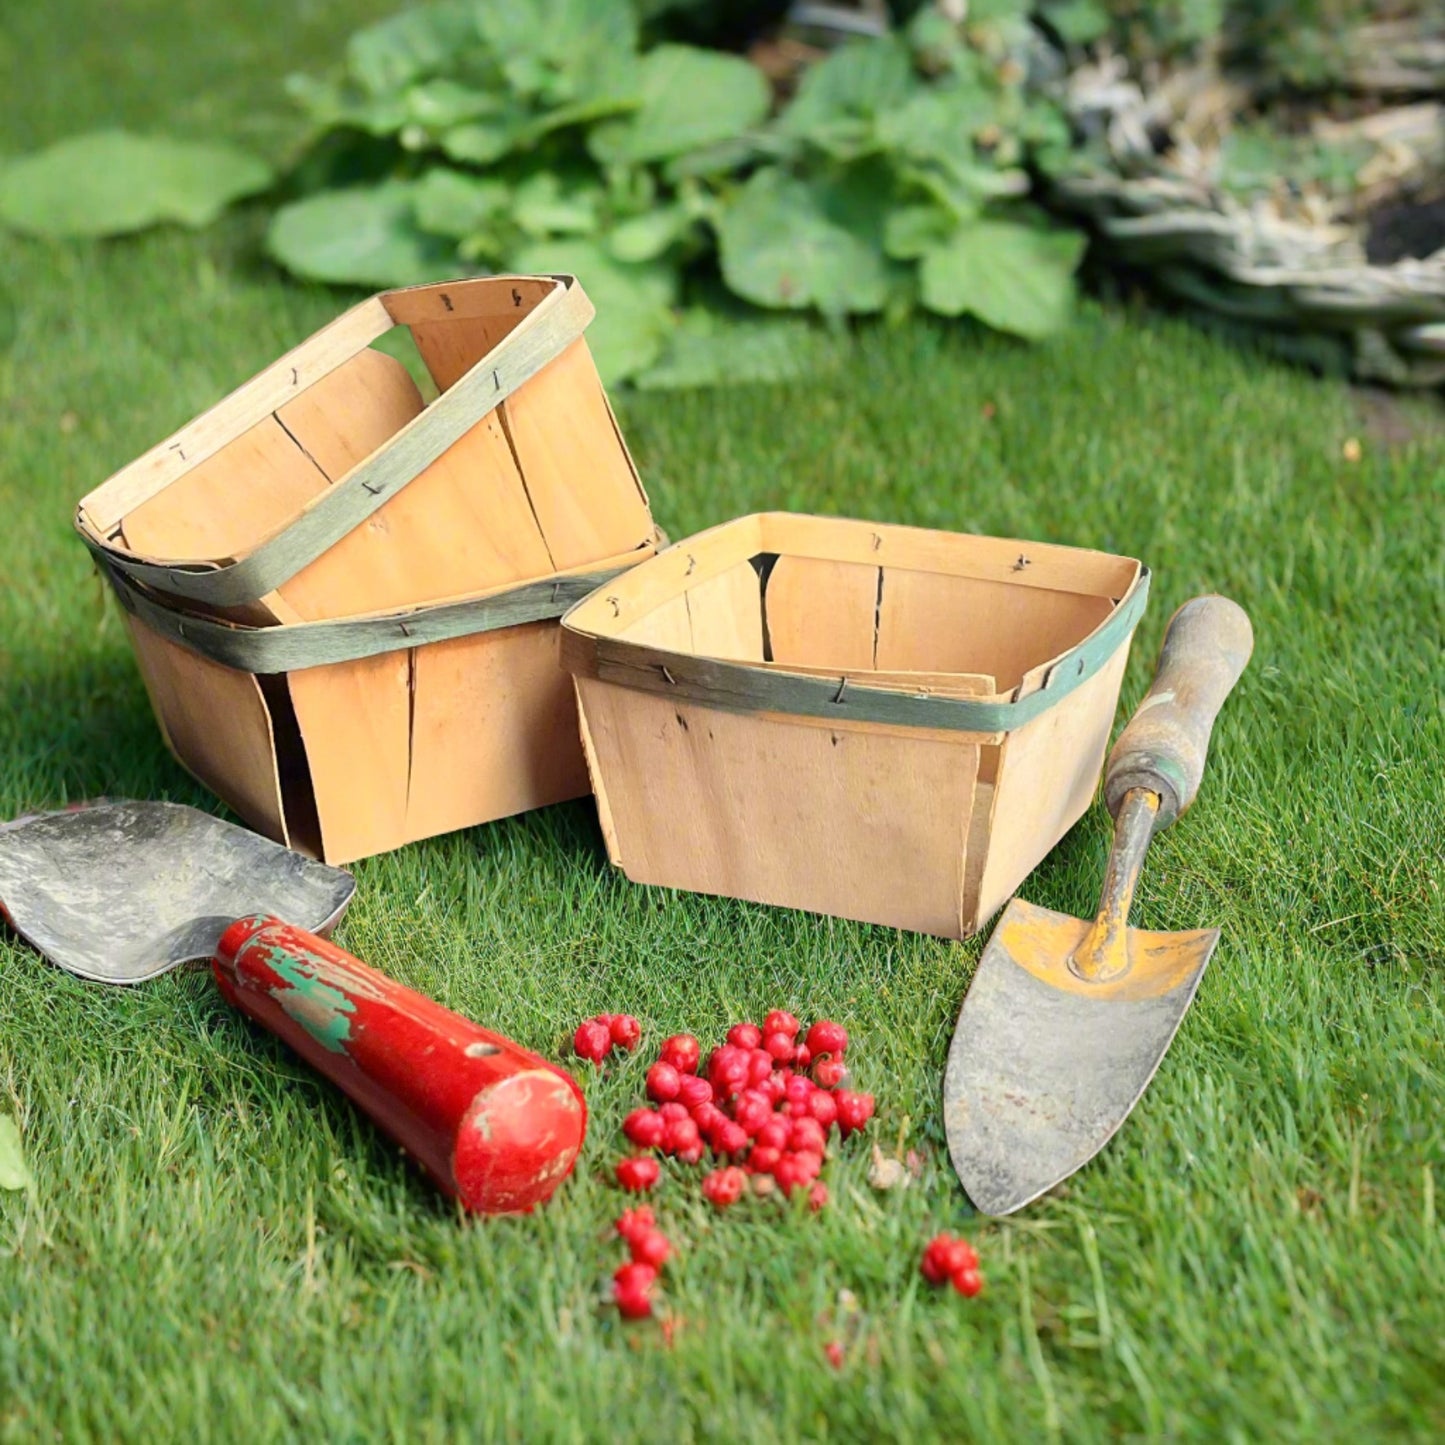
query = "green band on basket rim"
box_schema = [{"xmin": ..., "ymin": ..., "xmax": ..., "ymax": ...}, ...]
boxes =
[
  {"xmin": 565, "ymin": 567, "xmax": 1150, "ymax": 736},
  {"xmin": 98, "ymin": 555, "xmax": 636, "ymax": 674}
]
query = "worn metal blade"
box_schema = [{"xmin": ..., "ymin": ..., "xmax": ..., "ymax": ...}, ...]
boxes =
[
  {"xmin": 0, "ymin": 801, "xmax": 355, "ymax": 985},
  {"xmin": 944, "ymin": 898, "xmax": 1218, "ymax": 1216}
]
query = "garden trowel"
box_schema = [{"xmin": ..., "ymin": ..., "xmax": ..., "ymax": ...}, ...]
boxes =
[
  {"xmin": 944, "ymin": 595, "xmax": 1254, "ymax": 1216},
  {"xmin": 0, "ymin": 800, "xmax": 586, "ymax": 1212}
]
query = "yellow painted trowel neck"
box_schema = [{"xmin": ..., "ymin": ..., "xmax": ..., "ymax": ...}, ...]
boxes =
[{"xmin": 1068, "ymin": 788, "xmax": 1160, "ymax": 984}]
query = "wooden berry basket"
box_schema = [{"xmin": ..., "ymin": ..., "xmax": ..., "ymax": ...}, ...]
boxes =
[
  {"xmin": 561, "ymin": 513, "xmax": 1149, "ymax": 938},
  {"xmin": 76, "ymin": 275, "xmax": 657, "ymax": 864}
]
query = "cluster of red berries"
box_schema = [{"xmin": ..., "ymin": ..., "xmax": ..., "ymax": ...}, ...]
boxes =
[
  {"xmin": 921, "ymin": 1233, "xmax": 983, "ymax": 1298},
  {"xmin": 573, "ymin": 1013, "xmax": 642, "ymax": 1063},
  {"xmin": 611, "ymin": 1207, "xmax": 671, "ymax": 1319},
  {"xmin": 611, "ymin": 1012, "xmax": 874, "ymax": 1213}
]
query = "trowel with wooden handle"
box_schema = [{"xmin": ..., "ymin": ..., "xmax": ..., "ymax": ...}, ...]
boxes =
[
  {"xmin": 0, "ymin": 801, "xmax": 586, "ymax": 1213},
  {"xmin": 943, "ymin": 595, "xmax": 1254, "ymax": 1216}
]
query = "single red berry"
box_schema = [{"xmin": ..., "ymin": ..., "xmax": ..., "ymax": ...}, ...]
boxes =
[
  {"xmin": 806, "ymin": 1020, "xmax": 848, "ymax": 1056},
  {"xmin": 813, "ymin": 1057, "xmax": 849, "ymax": 1090},
  {"xmin": 714, "ymin": 1120, "xmax": 749, "ymax": 1156},
  {"xmin": 732, "ymin": 1090, "xmax": 772, "ymax": 1135},
  {"xmin": 630, "ymin": 1228, "xmax": 672, "ymax": 1270},
  {"xmin": 658, "ymin": 1101, "xmax": 689, "ymax": 1124},
  {"xmin": 646, "ymin": 1060, "xmax": 681, "ymax": 1102},
  {"xmin": 676, "ymin": 1074, "xmax": 713, "ymax": 1111},
  {"xmin": 692, "ymin": 1102, "xmax": 726, "ymax": 1139},
  {"xmin": 762, "ymin": 1074, "xmax": 788, "ymax": 1104},
  {"xmin": 727, "ymin": 1022, "xmax": 762, "ymax": 1050},
  {"xmin": 791, "ymin": 1149, "xmax": 824, "ymax": 1182},
  {"xmin": 807, "ymin": 1090, "xmax": 838, "ymax": 1130},
  {"xmin": 789, "ymin": 1116, "xmax": 827, "ymax": 1155},
  {"xmin": 615, "ymin": 1206, "xmax": 655, "ymax": 1243},
  {"xmin": 612, "ymin": 1262, "xmax": 657, "ymax": 1319},
  {"xmin": 763, "ymin": 1010, "xmax": 800, "ymax": 1039},
  {"xmin": 824, "ymin": 1339, "xmax": 844, "ymax": 1369},
  {"xmin": 747, "ymin": 1049, "xmax": 774, "ymax": 1086},
  {"xmin": 623, "ymin": 1108, "xmax": 666, "ymax": 1149},
  {"xmin": 748, "ymin": 1145, "xmax": 782, "ymax": 1176},
  {"xmin": 936, "ymin": 1238, "xmax": 977, "ymax": 1276},
  {"xmin": 784, "ymin": 1074, "xmax": 815, "ymax": 1108},
  {"xmin": 573, "ymin": 1019, "xmax": 611, "ymax": 1063},
  {"xmin": 659, "ymin": 1034, "xmax": 701, "ymax": 1075},
  {"xmin": 793, "ymin": 1045, "xmax": 811, "ymax": 1070},
  {"xmin": 702, "ymin": 1166, "xmax": 747, "ymax": 1208},
  {"xmin": 663, "ymin": 1116, "xmax": 701, "ymax": 1156},
  {"xmin": 834, "ymin": 1090, "xmax": 875, "ymax": 1137},
  {"xmin": 608, "ymin": 1014, "xmax": 642, "ymax": 1051},
  {"xmin": 772, "ymin": 1154, "xmax": 805, "ymax": 1195},
  {"xmin": 952, "ymin": 1267, "xmax": 984, "ymax": 1298},
  {"xmin": 615, "ymin": 1156, "xmax": 661, "ymax": 1193},
  {"xmin": 677, "ymin": 1140, "xmax": 705, "ymax": 1165},
  {"xmin": 808, "ymin": 1182, "xmax": 829, "ymax": 1212},
  {"xmin": 755, "ymin": 1118, "xmax": 789, "ymax": 1152},
  {"xmin": 764, "ymin": 1031, "xmax": 795, "ymax": 1064}
]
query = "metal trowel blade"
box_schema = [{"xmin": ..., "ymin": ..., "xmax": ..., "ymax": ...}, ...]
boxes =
[
  {"xmin": 943, "ymin": 898, "xmax": 1218, "ymax": 1217},
  {"xmin": 0, "ymin": 801, "xmax": 355, "ymax": 985}
]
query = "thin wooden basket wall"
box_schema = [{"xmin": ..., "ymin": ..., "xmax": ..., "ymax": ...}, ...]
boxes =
[
  {"xmin": 77, "ymin": 276, "xmax": 656, "ymax": 864},
  {"xmin": 562, "ymin": 514, "xmax": 1147, "ymax": 938}
]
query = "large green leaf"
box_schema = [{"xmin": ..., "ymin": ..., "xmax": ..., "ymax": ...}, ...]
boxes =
[
  {"xmin": 413, "ymin": 168, "xmax": 510, "ymax": 240},
  {"xmin": 266, "ymin": 183, "xmax": 458, "ymax": 288},
  {"xmin": 511, "ymin": 239, "xmax": 675, "ymax": 383},
  {"xmin": 0, "ymin": 132, "xmax": 272, "ymax": 239},
  {"xmin": 0, "ymin": 1115, "xmax": 31, "ymax": 1192},
  {"xmin": 918, "ymin": 218, "xmax": 1086, "ymax": 339},
  {"xmin": 716, "ymin": 166, "xmax": 893, "ymax": 316},
  {"xmin": 777, "ymin": 37, "xmax": 919, "ymax": 158},
  {"xmin": 511, "ymin": 171, "xmax": 602, "ymax": 238},
  {"xmin": 589, "ymin": 45, "xmax": 770, "ymax": 166},
  {"xmin": 346, "ymin": 1, "xmax": 482, "ymax": 96},
  {"xmin": 477, "ymin": 0, "xmax": 638, "ymax": 104}
]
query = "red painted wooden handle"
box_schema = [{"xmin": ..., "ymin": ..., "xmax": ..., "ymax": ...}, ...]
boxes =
[{"xmin": 212, "ymin": 916, "xmax": 586, "ymax": 1214}]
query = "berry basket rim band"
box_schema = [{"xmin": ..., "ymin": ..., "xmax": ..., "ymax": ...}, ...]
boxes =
[
  {"xmin": 79, "ymin": 274, "xmax": 595, "ymax": 611},
  {"xmin": 97, "ymin": 550, "xmax": 645, "ymax": 675},
  {"xmin": 563, "ymin": 568, "xmax": 1151, "ymax": 736}
]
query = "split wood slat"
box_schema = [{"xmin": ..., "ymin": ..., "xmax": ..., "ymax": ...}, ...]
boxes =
[{"xmin": 563, "ymin": 512, "xmax": 1145, "ymax": 938}]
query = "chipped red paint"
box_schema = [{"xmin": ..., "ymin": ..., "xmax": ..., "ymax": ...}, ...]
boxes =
[{"xmin": 213, "ymin": 916, "xmax": 586, "ymax": 1214}]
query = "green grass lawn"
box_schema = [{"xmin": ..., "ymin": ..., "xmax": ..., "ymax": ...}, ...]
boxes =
[{"xmin": 3, "ymin": 3, "xmax": 1444, "ymax": 1440}]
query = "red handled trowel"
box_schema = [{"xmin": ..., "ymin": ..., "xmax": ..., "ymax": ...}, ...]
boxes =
[{"xmin": 944, "ymin": 595, "xmax": 1254, "ymax": 1215}]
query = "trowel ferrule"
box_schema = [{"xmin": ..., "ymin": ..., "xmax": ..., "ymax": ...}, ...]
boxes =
[{"xmin": 1068, "ymin": 787, "xmax": 1160, "ymax": 983}]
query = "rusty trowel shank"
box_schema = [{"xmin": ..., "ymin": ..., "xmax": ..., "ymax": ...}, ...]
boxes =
[{"xmin": 945, "ymin": 596, "xmax": 1254, "ymax": 1216}]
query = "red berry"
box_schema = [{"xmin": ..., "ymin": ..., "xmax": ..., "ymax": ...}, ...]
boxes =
[
  {"xmin": 747, "ymin": 1049, "xmax": 774, "ymax": 1086},
  {"xmin": 573, "ymin": 1019, "xmax": 611, "ymax": 1063},
  {"xmin": 788, "ymin": 1116, "xmax": 827, "ymax": 1155},
  {"xmin": 612, "ymin": 1262, "xmax": 657, "ymax": 1319},
  {"xmin": 762, "ymin": 1074, "xmax": 788, "ymax": 1104},
  {"xmin": 808, "ymin": 1182, "xmax": 830, "ymax": 1213},
  {"xmin": 676, "ymin": 1140, "xmax": 705, "ymax": 1165},
  {"xmin": 615, "ymin": 1156, "xmax": 661, "ymax": 1193},
  {"xmin": 806, "ymin": 1020, "xmax": 848, "ymax": 1056},
  {"xmin": 702, "ymin": 1166, "xmax": 747, "ymax": 1208},
  {"xmin": 630, "ymin": 1228, "xmax": 672, "ymax": 1270},
  {"xmin": 764, "ymin": 1031, "xmax": 795, "ymax": 1063},
  {"xmin": 659, "ymin": 1034, "xmax": 701, "ymax": 1074},
  {"xmin": 952, "ymin": 1267, "xmax": 984, "ymax": 1298},
  {"xmin": 824, "ymin": 1339, "xmax": 844, "ymax": 1369},
  {"xmin": 807, "ymin": 1090, "xmax": 838, "ymax": 1130},
  {"xmin": 646, "ymin": 1061, "xmax": 681, "ymax": 1102},
  {"xmin": 793, "ymin": 1045, "xmax": 811, "ymax": 1070},
  {"xmin": 676, "ymin": 1074, "xmax": 714, "ymax": 1111},
  {"xmin": 608, "ymin": 1014, "xmax": 641, "ymax": 1051},
  {"xmin": 748, "ymin": 1145, "xmax": 782, "ymax": 1175},
  {"xmin": 623, "ymin": 1108, "xmax": 666, "ymax": 1149},
  {"xmin": 615, "ymin": 1206, "xmax": 655, "ymax": 1242},
  {"xmin": 658, "ymin": 1101, "xmax": 689, "ymax": 1124},
  {"xmin": 663, "ymin": 1116, "xmax": 700, "ymax": 1156},
  {"xmin": 692, "ymin": 1102, "xmax": 726, "ymax": 1139},
  {"xmin": 835, "ymin": 1090, "xmax": 875, "ymax": 1138},
  {"xmin": 732, "ymin": 1090, "xmax": 772, "ymax": 1135},
  {"xmin": 813, "ymin": 1057, "xmax": 849, "ymax": 1090},
  {"xmin": 922, "ymin": 1233, "xmax": 979, "ymax": 1285},
  {"xmin": 791, "ymin": 1149, "xmax": 824, "ymax": 1182},
  {"xmin": 714, "ymin": 1120, "xmax": 749, "ymax": 1156},
  {"xmin": 772, "ymin": 1154, "xmax": 805, "ymax": 1195},
  {"xmin": 727, "ymin": 1023, "xmax": 762, "ymax": 1050},
  {"xmin": 784, "ymin": 1075, "xmax": 815, "ymax": 1108},
  {"xmin": 763, "ymin": 1010, "xmax": 800, "ymax": 1039},
  {"xmin": 755, "ymin": 1118, "xmax": 789, "ymax": 1152}
]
